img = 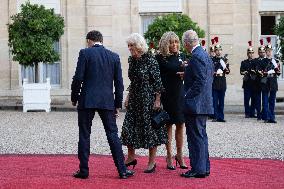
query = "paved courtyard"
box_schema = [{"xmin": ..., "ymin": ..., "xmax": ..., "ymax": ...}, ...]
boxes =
[{"xmin": 0, "ymin": 111, "xmax": 283, "ymax": 160}]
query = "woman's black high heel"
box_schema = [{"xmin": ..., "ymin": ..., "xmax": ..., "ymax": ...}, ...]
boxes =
[
  {"xmin": 166, "ymin": 157, "xmax": 176, "ymax": 170},
  {"xmin": 125, "ymin": 159, "xmax": 137, "ymax": 169},
  {"xmin": 144, "ymin": 163, "xmax": 156, "ymax": 173},
  {"xmin": 175, "ymin": 156, "xmax": 188, "ymax": 169},
  {"xmin": 167, "ymin": 165, "xmax": 176, "ymax": 170}
]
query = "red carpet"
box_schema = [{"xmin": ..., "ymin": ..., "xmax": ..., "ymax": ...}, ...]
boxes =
[{"xmin": 0, "ymin": 155, "xmax": 284, "ymax": 189}]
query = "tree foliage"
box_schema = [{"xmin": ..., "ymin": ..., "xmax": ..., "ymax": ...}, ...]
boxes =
[
  {"xmin": 8, "ymin": 2, "xmax": 64, "ymax": 66},
  {"xmin": 275, "ymin": 16, "xmax": 284, "ymax": 61},
  {"xmin": 144, "ymin": 13, "xmax": 205, "ymax": 51}
]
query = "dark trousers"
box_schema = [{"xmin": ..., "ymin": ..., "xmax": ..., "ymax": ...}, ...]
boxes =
[
  {"xmin": 243, "ymin": 87, "xmax": 253, "ymax": 117},
  {"xmin": 77, "ymin": 108, "xmax": 126, "ymax": 174},
  {"xmin": 251, "ymin": 90, "xmax": 261, "ymax": 119},
  {"xmin": 212, "ymin": 89, "xmax": 226, "ymax": 120},
  {"xmin": 262, "ymin": 90, "xmax": 277, "ymax": 121},
  {"xmin": 185, "ymin": 115, "xmax": 210, "ymax": 174}
]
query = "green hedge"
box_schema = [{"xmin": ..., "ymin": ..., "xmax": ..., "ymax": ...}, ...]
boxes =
[
  {"xmin": 144, "ymin": 13, "xmax": 205, "ymax": 52},
  {"xmin": 275, "ymin": 16, "xmax": 284, "ymax": 61}
]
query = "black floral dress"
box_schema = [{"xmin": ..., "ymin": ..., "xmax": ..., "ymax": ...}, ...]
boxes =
[{"xmin": 121, "ymin": 53, "xmax": 168, "ymax": 149}]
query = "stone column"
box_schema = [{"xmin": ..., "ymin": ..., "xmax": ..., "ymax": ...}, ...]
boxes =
[
  {"xmin": 0, "ymin": 0, "xmax": 11, "ymax": 92},
  {"xmin": 65, "ymin": 0, "xmax": 87, "ymax": 91}
]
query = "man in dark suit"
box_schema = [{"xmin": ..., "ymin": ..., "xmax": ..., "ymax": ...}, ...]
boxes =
[
  {"xmin": 71, "ymin": 30, "xmax": 134, "ymax": 179},
  {"xmin": 181, "ymin": 30, "xmax": 214, "ymax": 178}
]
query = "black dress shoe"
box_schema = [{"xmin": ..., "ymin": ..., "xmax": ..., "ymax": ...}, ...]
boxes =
[
  {"xmin": 144, "ymin": 163, "xmax": 156, "ymax": 173},
  {"xmin": 268, "ymin": 120, "xmax": 277, "ymax": 123},
  {"xmin": 205, "ymin": 171, "xmax": 210, "ymax": 176},
  {"xmin": 217, "ymin": 119, "xmax": 226, "ymax": 122},
  {"xmin": 125, "ymin": 159, "xmax": 137, "ymax": 169},
  {"xmin": 208, "ymin": 116, "xmax": 214, "ymax": 120},
  {"xmin": 180, "ymin": 170, "xmax": 206, "ymax": 178},
  {"xmin": 119, "ymin": 170, "xmax": 135, "ymax": 179},
  {"xmin": 245, "ymin": 115, "xmax": 250, "ymax": 118},
  {"xmin": 73, "ymin": 170, "xmax": 89, "ymax": 179}
]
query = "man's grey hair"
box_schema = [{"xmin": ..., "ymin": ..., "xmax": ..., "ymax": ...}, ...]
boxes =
[
  {"xmin": 126, "ymin": 33, "xmax": 148, "ymax": 54},
  {"xmin": 182, "ymin": 30, "xmax": 199, "ymax": 46}
]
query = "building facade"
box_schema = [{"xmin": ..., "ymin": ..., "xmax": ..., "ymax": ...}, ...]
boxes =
[{"xmin": 0, "ymin": 0, "xmax": 283, "ymax": 104}]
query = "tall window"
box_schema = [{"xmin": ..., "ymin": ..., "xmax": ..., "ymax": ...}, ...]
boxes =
[
  {"xmin": 21, "ymin": 42, "xmax": 61, "ymax": 85},
  {"xmin": 261, "ymin": 16, "xmax": 276, "ymax": 35},
  {"xmin": 260, "ymin": 15, "xmax": 277, "ymax": 54},
  {"xmin": 141, "ymin": 15, "xmax": 158, "ymax": 34},
  {"xmin": 139, "ymin": 0, "xmax": 182, "ymax": 34}
]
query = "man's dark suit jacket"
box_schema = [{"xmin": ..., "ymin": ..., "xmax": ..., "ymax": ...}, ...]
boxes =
[
  {"xmin": 71, "ymin": 44, "xmax": 124, "ymax": 110},
  {"xmin": 184, "ymin": 46, "xmax": 214, "ymax": 115}
]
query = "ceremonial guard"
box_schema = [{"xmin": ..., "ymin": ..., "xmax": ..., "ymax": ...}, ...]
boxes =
[
  {"xmin": 251, "ymin": 39, "xmax": 266, "ymax": 120},
  {"xmin": 259, "ymin": 37, "xmax": 281, "ymax": 123},
  {"xmin": 212, "ymin": 37, "xmax": 230, "ymax": 122},
  {"xmin": 240, "ymin": 41, "xmax": 255, "ymax": 118}
]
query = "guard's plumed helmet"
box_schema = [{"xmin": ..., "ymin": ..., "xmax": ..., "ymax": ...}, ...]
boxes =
[
  {"xmin": 258, "ymin": 39, "xmax": 265, "ymax": 51},
  {"xmin": 247, "ymin": 41, "xmax": 254, "ymax": 53},
  {"xmin": 214, "ymin": 37, "xmax": 222, "ymax": 51},
  {"xmin": 265, "ymin": 37, "xmax": 273, "ymax": 50},
  {"xmin": 210, "ymin": 38, "xmax": 215, "ymax": 52},
  {"xmin": 201, "ymin": 39, "xmax": 206, "ymax": 51}
]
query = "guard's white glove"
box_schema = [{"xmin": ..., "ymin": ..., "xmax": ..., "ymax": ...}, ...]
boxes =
[
  {"xmin": 271, "ymin": 59, "xmax": 278, "ymax": 68},
  {"xmin": 217, "ymin": 69, "xmax": 223, "ymax": 75},
  {"xmin": 268, "ymin": 69, "xmax": 275, "ymax": 75},
  {"xmin": 220, "ymin": 59, "xmax": 226, "ymax": 69}
]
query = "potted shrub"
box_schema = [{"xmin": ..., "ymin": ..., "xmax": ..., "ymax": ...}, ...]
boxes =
[
  {"xmin": 8, "ymin": 2, "xmax": 64, "ymax": 112},
  {"xmin": 275, "ymin": 16, "xmax": 284, "ymax": 62}
]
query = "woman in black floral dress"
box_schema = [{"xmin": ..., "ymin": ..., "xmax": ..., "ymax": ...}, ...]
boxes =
[
  {"xmin": 156, "ymin": 32, "xmax": 188, "ymax": 170},
  {"xmin": 121, "ymin": 33, "xmax": 167, "ymax": 173}
]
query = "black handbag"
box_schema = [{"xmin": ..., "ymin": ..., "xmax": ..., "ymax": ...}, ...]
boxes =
[{"xmin": 151, "ymin": 109, "xmax": 170, "ymax": 129}]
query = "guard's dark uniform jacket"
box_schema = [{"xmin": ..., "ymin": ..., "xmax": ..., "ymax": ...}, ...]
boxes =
[
  {"xmin": 251, "ymin": 57, "xmax": 265, "ymax": 92},
  {"xmin": 212, "ymin": 56, "xmax": 230, "ymax": 90},
  {"xmin": 240, "ymin": 58, "xmax": 254, "ymax": 89},
  {"xmin": 211, "ymin": 56, "xmax": 230, "ymax": 121},
  {"xmin": 259, "ymin": 58, "xmax": 280, "ymax": 92}
]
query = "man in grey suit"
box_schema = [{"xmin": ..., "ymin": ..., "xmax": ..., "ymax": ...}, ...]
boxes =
[
  {"xmin": 71, "ymin": 30, "xmax": 134, "ymax": 179},
  {"xmin": 181, "ymin": 30, "xmax": 214, "ymax": 178}
]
